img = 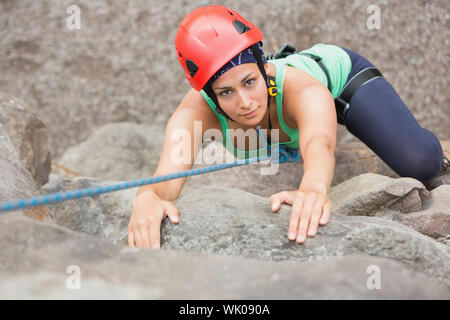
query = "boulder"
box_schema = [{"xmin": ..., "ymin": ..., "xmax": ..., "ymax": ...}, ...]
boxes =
[
  {"xmin": 0, "ymin": 92, "xmax": 51, "ymax": 187},
  {"xmin": 41, "ymin": 176, "xmax": 137, "ymax": 242},
  {"xmin": 328, "ymin": 173, "xmax": 429, "ymax": 216},
  {"xmin": 55, "ymin": 122, "xmax": 165, "ymax": 182},
  {"xmin": 0, "ymin": 213, "xmax": 448, "ymax": 299},
  {"xmin": 41, "ymin": 174, "xmax": 449, "ymax": 286},
  {"xmin": 0, "ymin": 123, "xmax": 53, "ymax": 222},
  {"xmin": 392, "ymin": 185, "xmax": 450, "ymax": 241}
]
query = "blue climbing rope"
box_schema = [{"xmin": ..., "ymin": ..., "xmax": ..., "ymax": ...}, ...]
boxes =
[{"xmin": 0, "ymin": 128, "xmax": 299, "ymax": 214}]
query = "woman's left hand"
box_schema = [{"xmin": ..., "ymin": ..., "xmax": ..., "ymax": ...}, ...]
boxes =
[{"xmin": 269, "ymin": 189, "xmax": 332, "ymax": 244}]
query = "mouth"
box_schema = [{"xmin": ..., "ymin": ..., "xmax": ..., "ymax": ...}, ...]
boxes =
[{"xmin": 241, "ymin": 106, "xmax": 259, "ymax": 118}]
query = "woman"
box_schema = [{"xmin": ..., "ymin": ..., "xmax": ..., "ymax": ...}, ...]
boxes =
[{"xmin": 128, "ymin": 5, "xmax": 449, "ymax": 248}]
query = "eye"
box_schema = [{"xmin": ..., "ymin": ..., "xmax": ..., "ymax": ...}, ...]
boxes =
[
  {"xmin": 219, "ymin": 89, "xmax": 232, "ymax": 97},
  {"xmin": 245, "ymin": 78, "xmax": 256, "ymax": 86}
]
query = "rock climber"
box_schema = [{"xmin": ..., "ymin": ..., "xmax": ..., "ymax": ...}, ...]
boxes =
[{"xmin": 127, "ymin": 5, "xmax": 449, "ymax": 248}]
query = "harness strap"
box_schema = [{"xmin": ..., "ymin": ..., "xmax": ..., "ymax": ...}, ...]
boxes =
[
  {"xmin": 298, "ymin": 53, "xmax": 332, "ymax": 92},
  {"xmin": 335, "ymin": 67, "xmax": 383, "ymax": 125}
]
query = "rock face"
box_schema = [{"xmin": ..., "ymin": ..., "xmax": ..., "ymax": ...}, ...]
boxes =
[
  {"xmin": 41, "ymin": 177, "xmax": 136, "ymax": 242},
  {"xmin": 0, "ymin": 0, "xmax": 448, "ymax": 160},
  {"xmin": 392, "ymin": 185, "xmax": 450, "ymax": 241},
  {"xmin": 56, "ymin": 122, "xmax": 165, "ymax": 181},
  {"xmin": 328, "ymin": 174, "xmax": 429, "ymax": 216},
  {"xmin": 166, "ymin": 185, "xmax": 450, "ymax": 286},
  {"xmin": 0, "ymin": 123, "xmax": 53, "ymax": 222},
  {"xmin": 0, "ymin": 92, "xmax": 51, "ymax": 187},
  {"xmin": 0, "ymin": 213, "xmax": 449, "ymax": 299},
  {"xmin": 41, "ymin": 173, "xmax": 450, "ymax": 288}
]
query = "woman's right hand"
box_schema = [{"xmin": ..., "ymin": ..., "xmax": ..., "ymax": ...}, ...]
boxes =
[{"xmin": 128, "ymin": 190, "xmax": 179, "ymax": 248}]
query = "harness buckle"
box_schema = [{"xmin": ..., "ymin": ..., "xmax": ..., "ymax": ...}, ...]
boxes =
[{"xmin": 334, "ymin": 97, "xmax": 350, "ymax": 125}]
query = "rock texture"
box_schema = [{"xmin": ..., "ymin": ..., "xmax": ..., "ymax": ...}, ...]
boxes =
[
  {"xmin": 56, "ymin": 122, "xmax": 165, "ymax": 181},
  {"xmin": 392, "ymin": 185, "xmax": 450, "ymax": 241},
  {"xmin": 0, "ymin": 213, "xmax": 448, "ymax": 299},
  {"xmin": 0, "ymin": 92, "xmax": 51, "ymax": 187},
  {"xmin": 41, "ymin": 174, "xmax": 450, "ymax": 287},
  {"xmin": 0, "ymin": 123, "xmax": 53, "ymax": 222}
]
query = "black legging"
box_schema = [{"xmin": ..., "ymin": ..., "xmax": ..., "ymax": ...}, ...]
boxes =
[{"xmin": 339, "ymin": 47, "xmax": 443, "ymax": 182}]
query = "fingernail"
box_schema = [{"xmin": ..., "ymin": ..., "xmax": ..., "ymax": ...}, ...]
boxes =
[
  {"xmin": 271, "ymin": 203, "xmax": 276, "ymax": 211},
  {"xmin": 297, "ymin": 235, "xmax": 305, "ymax": 243},
  {"xmin": 289, "ymin": 232, "xmax": 295, "ymax": 240}
]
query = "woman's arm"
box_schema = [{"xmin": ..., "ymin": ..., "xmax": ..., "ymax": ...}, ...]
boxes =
[
  {"xmin": 136, "ymin": 90, "xmax": 217, "ymax": 201},
  {"xmin": 270, "ymin": 82, "xmax": 337, "ymax": 244},
  {"xmin": 129, "ymin": 90, "xmax": 218, "ymax": 248},
  {"xmin": 295, "ymin": 84, "xmax": 337, "ymax": 194}
]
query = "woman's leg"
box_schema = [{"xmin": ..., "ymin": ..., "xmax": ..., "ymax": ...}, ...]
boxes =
[{"xmin": 338, "ymin": 47, "xmax": 444, "ymax": 182}]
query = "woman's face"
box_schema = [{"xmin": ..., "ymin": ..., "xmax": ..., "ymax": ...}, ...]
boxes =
[{"xmin": 211, "ymin": 63, "xmax": 268, "ymax": 126}]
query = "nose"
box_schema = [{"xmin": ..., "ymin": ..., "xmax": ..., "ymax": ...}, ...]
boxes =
[{"xmin": 236, "ymin": 89, "xmax": 252, "ymax": 110}]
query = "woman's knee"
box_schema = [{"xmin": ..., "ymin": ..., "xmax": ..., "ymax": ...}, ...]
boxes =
[{"xmin": 398, "ymin": 131, "xmax": 443, "ymax": 181}]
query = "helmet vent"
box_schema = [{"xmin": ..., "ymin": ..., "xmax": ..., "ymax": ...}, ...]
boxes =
[
  {"xmin": 233, "ymin": 20, "xmax": 251, "ymax": 34},
  {"xmin": 186, "ymin": 59, "xmax": 199, "ymax": 77}
]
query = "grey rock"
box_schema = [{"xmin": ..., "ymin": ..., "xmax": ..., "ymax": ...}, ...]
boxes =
[
  {"xmin": 392, "ymin": 185, "xmax": 450, "ymax": 240},
  {"xmin": 166, "ymin": 185, "xmax": 450, "ymax": 286},
  {"xmin": 41, "ymin": 176, "xmax": 137, "ymax": 242},
  {"xmin": 328, "ymin": 173, "xmax": 429, "ymax": 216},
  {"xmin": 0, "ymin": 123, "xmax": 53, "ymax": 222},
  {"xmin": 41, "ymin": 174, "xmax": 449, "ymax": 286},
  {"xmin": 0, "ymin": 213, "xmax": 448, "ymax": 299},
  {"xmin": 0, "ymin": 92, "xmax": 51, "ymax": 187},
  {"xmin": 56, "ymin": 122, "xmax": 165, "ymax": 181}
]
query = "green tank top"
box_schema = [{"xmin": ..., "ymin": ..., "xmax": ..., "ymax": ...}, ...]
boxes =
[{"xmin": 200, "ymin": 43, "xmax": 352, "ymax": 160}]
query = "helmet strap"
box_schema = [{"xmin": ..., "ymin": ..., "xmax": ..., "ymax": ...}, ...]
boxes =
[
  {"xmin": 203, "ymin": 85, "xmax": 235, "ymax": 122},
  {"xmin": 249, "ymin": 43, "xmax": 278, "ymax": 146}
]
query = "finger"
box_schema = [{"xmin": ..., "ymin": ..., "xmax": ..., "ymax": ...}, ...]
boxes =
[
  {"xmin": 296, "ymin": 193, "xmax": 315, "ymax": 243},
  {"xmin": 165, "ymin": 205, "xmax": 179, "ymax": 224},
  {"xmin": 128, "ymin": 230, "xmax": 135, "ymax": 247},
  {"xmin": 149, "ymin": 217, "xmax": 161, "ymax": 249},
  {"xmin": 134, "ymin": 229, "xmax": 143, "ymax": 247},
  {"xmin": 270, "ymin": 191, "xmax": 295, "ymax": 212},
  {"xmin": 320, "ymin": 200, "xmax": 332, "ymax": 225},
  {"xmin": 138, "ymin": 224, "xmax": 151, "ymax": 248},
  {"xmin": 288, "ymin": 194, "xmax": 305, "ymax": 240},
  {"xmin": 307, "ymin": 198, "xmax": 325, "ymax": 237}
]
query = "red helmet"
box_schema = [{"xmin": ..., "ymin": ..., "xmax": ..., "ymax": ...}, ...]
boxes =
[{"xmin": 175, "ymin": 5, "xmax": 263, "ymax": 91}]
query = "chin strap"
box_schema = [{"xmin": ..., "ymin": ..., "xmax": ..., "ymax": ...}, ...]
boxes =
[
  {"xmin": 249, "ymin": 43, "xmax": 278, "ymax": 146},
  {"xmin": 265, "ymin": 75, "xmax": 278, "ymax": 145}
]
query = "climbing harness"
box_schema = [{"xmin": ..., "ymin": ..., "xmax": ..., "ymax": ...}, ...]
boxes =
[
  {"xmin": 334, "ymin": 67, "xmax": 383, "ymax": 125},
  {"xmin": 267, "ymin": 43, "xmax": 384, "ymax": 126}
]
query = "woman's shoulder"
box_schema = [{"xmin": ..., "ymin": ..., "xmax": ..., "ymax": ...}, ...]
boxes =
[
  {"xmin": 268, "ymin": 62, "xmax": 324, "ymax": 127},
  {"xmin": 173, "ymin": 88, "xmax": 221, "ymax": 132}
]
